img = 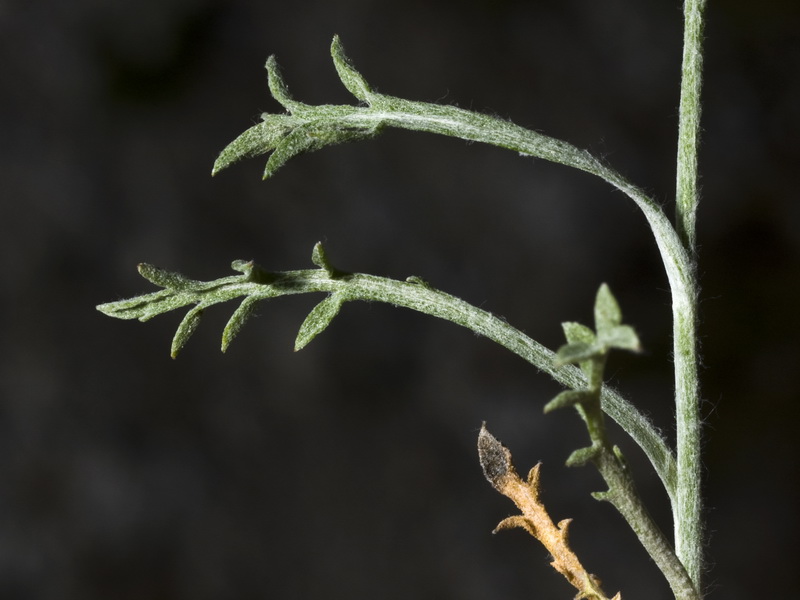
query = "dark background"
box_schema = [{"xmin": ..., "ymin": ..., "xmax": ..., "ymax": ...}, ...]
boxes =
[{"xmin": 2, "ymin": 0, "xmax": 798, "ymax": 598}]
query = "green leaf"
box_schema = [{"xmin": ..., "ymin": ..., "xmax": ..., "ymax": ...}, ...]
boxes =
[
  {"xmin": 591, "ymin": 490, "xmax": 612, "ymax": 502},
  {"xmin": 311, "ymin": 241, "xmax": 336, "ymax": 276},
  {"xmin": 262, "ymin": 118, "xmax": 382, "ymax": 179},
  {"xmin": 557, "ymin": 323, "xmax": 603, "ymax": 382},
  {"xmin": 612, "ymin": 445, "xmax": 628, "ymax": 468},
  {"xmin": 96, "ymin": 289, "xmax": 166, "ymax": 320},
  {"xmin": 137, "ymin": 263, "xmax": 196, "ymax": 291},
  {"xmin": 294, "ymin": 293, "xmax": 345, "ymax": 351},
  {"xmin": 263, "ymin": 125, "xmax": 319, "ymax": 179},
  {"xmin": 405, "ymin": 275, "xmax": 430, "ymax": 287},
  {"xmin": 212, "ymin": 117, "xmax": 293, "ymax": 176},
  {"xmin": 231, "ymin": 259, "xmax": 276, "ymax": 284},
  {"xmin": 555, "ymin": 342, "xmax": 603, "ymax": 367},
  {"xmin": 265, "ymin": 55, "xmax": 308, "ymax": 113},
  {"xmin": 171, "ymin": 305, "xmax": 205, "ymax": 358},
  {"xmin": 221, "ymin": 296, "xmax": 262, "ymax": 352},
  {"xmin": 231, "ymin": 259, "xmax": 254, "ymax": 275},
  {"xmin": 565, "ymin": 444, "xmax": 602, "ymax": 468},
  {"xmin": 561, "ymin": 321, "xmax": 596, "ymax": 345},
  {"xmin": 98, "ymin": 260, "xmax": 676, "ymax": 503},
  {"xmin": 544, "ymin": 389, "xmax": 596, "ymax": 413},
  {"xmin": 599, "ymin": 324, "xmax": 641, "ymax": 352},
  {"xmin": 331, "ymin": 35, "xmax": 373, "ymax": 103},
  {"xmin": 594, "ymin": 283, "xmax": 622, "ymax": 336}
]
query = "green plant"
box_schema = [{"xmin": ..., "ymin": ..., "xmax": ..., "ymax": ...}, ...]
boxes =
[{"xmin": 98, "ymin": 2, "xmax": 707, "ymax": 598}]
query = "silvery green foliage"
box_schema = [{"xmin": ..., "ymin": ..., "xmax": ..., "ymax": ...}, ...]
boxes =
[
  {"xmin": 100, "ymin": 2, "xmax": 708, "ymax": 593},
  {"xmin": 98, "ymin": 245, "xmax": 674, "ymax": 494},
  {"xmin": 99, "ymin": 250, "xmax": 696, "ymax": 598}
]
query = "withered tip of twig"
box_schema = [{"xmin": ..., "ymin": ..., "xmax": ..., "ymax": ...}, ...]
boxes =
[
  {"xmin": 477, "ymin": 423, "xmax": 516, "ymax": 490},
  {"xmin": 477, "ymin": 423, "xmax": 621, "ymax": 600}
]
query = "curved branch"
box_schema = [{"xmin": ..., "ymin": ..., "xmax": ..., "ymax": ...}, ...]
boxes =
[{"xmin": 97, "ymin": 250, "xmax": 677, "ymax": 500}]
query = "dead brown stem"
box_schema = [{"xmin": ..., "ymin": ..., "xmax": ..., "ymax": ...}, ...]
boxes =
[{"xmin": 478, "ymin": 424, "xmax": 621, "ymax": 600}]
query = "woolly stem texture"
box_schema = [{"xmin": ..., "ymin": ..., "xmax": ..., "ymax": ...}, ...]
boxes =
[
  {"xmin": 97, "ymin": 258, "xmax": 676, "ymax": 496},
  {"xmin": 101, "ymin": 3, "xmax": 710, "ymax": 592},
  {"xmin": 673, "ymin": 0, "xmax": 706, "ymax": 589},
  {"xmin": 209, "ymin": 28, "xmax": 707, "ymax": 592}
]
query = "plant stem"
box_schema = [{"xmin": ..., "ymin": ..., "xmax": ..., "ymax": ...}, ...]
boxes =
[
  {"xmin": 593, "ymin": 450, "xmax": 698, "ymax": 600},
  {"xmin": 673, "ymin": 0, "xmax": 706, "ymax": 590},
  {"xmin": 676, "ymin": 0, "xmax": 706, "ymax": 253},
  {"xmin": 212, "ymin": 56, "xmax": 702, "ymax": 565},
  {"xmin": 176, "ymin": 17, "xmax": 710, "ymax": 589},
  {"xmin": 97, "ymin": 266, "xmax": 677, "ymax": 496}
]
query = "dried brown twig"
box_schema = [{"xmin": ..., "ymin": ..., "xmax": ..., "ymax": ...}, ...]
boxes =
[{"xmin": 478, "ymin": 424, "xmax": 621, "ymax": 600}]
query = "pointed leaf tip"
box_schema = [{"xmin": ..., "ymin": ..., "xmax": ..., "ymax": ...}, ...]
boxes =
[
  {"xmin": 294, "ymin": 293, "xmax": 345, "ymax": 351},
  {"xmin": 138, "ymin": 263, "xmax": 193, "ymax": 290},
  {"xmin": 311, "ymin": 241, "xmax": 338, "ymax": 276},
  {"xmin": 171, "ymin": 305, "xmax": 205, "ymax": 358},
  {"xmin": 565, "ymin": 445, "xmax": 601, "ymax": 468},
  {"xmin": 213, "ymin": 119, "xmax": 290, "ymax": 177},
  {"xmin": 221, "ymin": 296, "xmax": 261, "ymax": 353},
  {"xmin": 599, "ymin": 324, "xmax": 641, "ymax": 352},
  {"xmin": 594, "ymin": 283, "xmax": 622, "ymax": 335},
  {"xmin": 561, "ymin": 321, "xmax": 596, "ymax": 345},
  {"xmin": 262, "ymin": 125, "xmax": 316, "ymax": 179},
  {"xmin": 330, "ymin": 35, "xmax": 373, "ymax": 102},
  {"xmin": 231, "ymin": 259, "xmax": 254, "ymax": 275},
  {"xmin": 544, "ymin": 389, "xmax": 594, "ymax": 413},
  {"xmin": 266, "ymin": 54, "xmax": 304, "ymax": 111}
]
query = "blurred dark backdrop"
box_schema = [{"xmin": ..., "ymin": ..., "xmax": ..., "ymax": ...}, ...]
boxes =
[{"xmin": 2, "ymin": 0, "xmax": 798, "ymax": 598}]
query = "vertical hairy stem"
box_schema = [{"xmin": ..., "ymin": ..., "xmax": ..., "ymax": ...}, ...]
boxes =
[
  {"xmin": 674, "ymin": 0, "xmax": 706, "ymax": 590},
  {"xmin": 676, "ymin": 0, "xmax": 706, "ymax": 252}
]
